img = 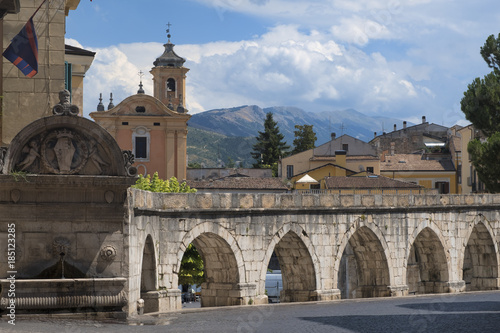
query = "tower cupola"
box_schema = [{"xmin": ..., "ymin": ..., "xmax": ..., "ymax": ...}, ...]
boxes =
[{"xmin": 150, "ymin": 24, "xmax": 189, "ymax": 112}]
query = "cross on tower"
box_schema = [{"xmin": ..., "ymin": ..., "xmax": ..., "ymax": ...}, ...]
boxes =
[{"xmin": 166, "ymin": 22, "xmax": 172, "ymax": 42}]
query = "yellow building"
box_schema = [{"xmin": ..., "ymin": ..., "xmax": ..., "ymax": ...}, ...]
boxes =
[
  {"xmin": 90, "ymin": 32, "xmax": 190, "ymax": 180},
  {"xmin": 380, "ymin": 153, "xmax": 456, "ymax": 194},
  {"xmin": 1, "ymin": 0, "xmax": 84, "ymax": 146},
  {"xmin": 458, "ymin": 125, "xmax": 485, "ymax": 193},
  {"xmin": 280, "ymin": 134, "xmax": 380, "ymax": 180}
]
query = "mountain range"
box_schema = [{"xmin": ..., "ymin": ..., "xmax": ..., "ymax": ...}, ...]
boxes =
[{"xmin": 187, "ymin": 105, "xmax": 412, "ymax": 168}]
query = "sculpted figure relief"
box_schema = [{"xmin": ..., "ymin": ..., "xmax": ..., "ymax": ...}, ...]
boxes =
[
  {"xmin": 52, "ymin": 89, "xmax": 79, "ymax": 116},
  {"xmin": 17, "ymin": 140, "xmax": 40, "ymax": 171}
]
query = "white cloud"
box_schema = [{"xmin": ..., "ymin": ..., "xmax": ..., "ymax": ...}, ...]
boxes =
[
  {"xmin": 73, "ymin": 24, "xmax": 446, "ymax": 121},
  {"xmin": 72, "ymin": 0, "xmax": 500, "ymax": 126}
]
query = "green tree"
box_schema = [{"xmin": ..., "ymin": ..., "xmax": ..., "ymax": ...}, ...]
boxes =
[
  {"xmin": 178, "ymin": 243, "xmax": 204, "ymax": 292},
  {"xmin": 188, "ymin": 162, "xmax": 202, "ymax": 169},
  {"xmin": 292, "ymin": 124, "xmax": 317, "ymax": 155},
  {"xmin": 251, "ymin": 112, "xmax": 289, "ymax": 169},
  {"xmin": 227, "ymin": 157, "xmax": 236, "ymax": 168},
  {"xmin": 461, "ymin": 33, "xmax": 500, "ymax": 192}
]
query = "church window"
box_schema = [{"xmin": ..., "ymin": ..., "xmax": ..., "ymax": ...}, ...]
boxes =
[
  {"xmin": 135, "ymin": 137, "xmax": 147, "ymax": 159},
  {"xmin": 286, "ymin": 165, "xmax": 294, "ymax": 179},
  {"xmin": 132, "ymin": 126, "xmax": 150, "ymax": 161},
  {"xmin": 135, "ymin": 106, "xmax": 146, "ymax": 113}
]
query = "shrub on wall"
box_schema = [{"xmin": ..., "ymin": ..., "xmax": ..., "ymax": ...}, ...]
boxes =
[{"xmin": 132, "ymin": 172, "xmax": 196, "ymax": 193}]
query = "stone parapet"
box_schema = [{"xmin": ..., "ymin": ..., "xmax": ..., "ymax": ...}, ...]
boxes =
[{"xmin": 131, "ymin": 189, "xmax": 500, "ymax": 213}]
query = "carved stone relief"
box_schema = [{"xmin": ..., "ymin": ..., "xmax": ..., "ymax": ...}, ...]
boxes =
[
  {"xmin": 100, "ymin": 245, "xmax": 117, "ymax": 261},
  {"xmin": 14, "ymin": 128, "xmax": 112, "ymax": 175},
  {"xmin": 3, "ymin": 89, "xmax": 137, "ymax": 177}
]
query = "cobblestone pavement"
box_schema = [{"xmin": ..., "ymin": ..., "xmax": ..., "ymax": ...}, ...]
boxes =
[{"xmin": 1, "ymin": 291, "xmax": 499, "ymax": 333}]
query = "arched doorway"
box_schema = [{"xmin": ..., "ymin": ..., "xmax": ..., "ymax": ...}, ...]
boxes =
[
  {"xmin": 141, "ymin": 235, "xmax": 156, "ymax": 293},
  {"xmin": 463, "ymin": 222, "xmax": 499, "ymax": 291},
  {"xmin": 337, "ymin": 226, "xmax": 390, "ymax": 298},
  {"xmin": 406, "ymin": 227, "xmax": 449, "ymax": 294},
  {"xmin": 270, "ymin": 231, "xmax": 317, "ymax": 302},
  {"xmin": 189, "ymin": 232, "xmax": 241, "ymax": 307}
]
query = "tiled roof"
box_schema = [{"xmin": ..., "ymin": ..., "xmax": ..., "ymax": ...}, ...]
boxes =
[
  {"xmin": 324, "ymin": 175, "xmax": 423, "ymax": 189},
  {"xmin": 310, "ymin": 155, "xmax": 379, "ymax": 161},
  {"xmin": 292, "ymin": 163, "xmax": 355, "ymax": 179},
  {"xmin": 381, "ymin": 154, "xmax": 455, "ymax": 172},
  {"xmin": 187, "ymin": 177, "xmax": 288, "ymax": 190}
]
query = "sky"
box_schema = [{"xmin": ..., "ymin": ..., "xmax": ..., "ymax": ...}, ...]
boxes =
[{"xmin": 65, "ymin": 0, "xmax": 500, "ymax": 127}]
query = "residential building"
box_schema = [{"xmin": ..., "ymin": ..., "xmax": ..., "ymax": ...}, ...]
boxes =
[
  {"xmin": 280, "ymin": 134, "xmax": 380, "ymax": 180},
  {"xmin": 90, "ymin": 33, "xmax": 190, "ymax": 180},
  {"xmin": 380, "ymin": 153, "xmax": 456, "ymax": 193},
  {"xmin": 320, "ymin": 173, "xmax": 429, "ymax": 195},
  {"xmin": 370, "ymin": 116, "xmax": 449, "ymax": 156},
  {"xmin": 1, "ymin": 0, "xmax": 84, "ymax": 146},
  {"xmin": 64, "ymin": 44, "xmax": 95, "ymax": 116},
  {"xmin": 458, "ymin": 125, "xmax": 486, "ymax": 193}
]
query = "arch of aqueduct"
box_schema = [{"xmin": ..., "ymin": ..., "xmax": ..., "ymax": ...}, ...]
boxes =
[{"xmin": 129, "ymin": 191, "xmax": 500, "ymax": 314}]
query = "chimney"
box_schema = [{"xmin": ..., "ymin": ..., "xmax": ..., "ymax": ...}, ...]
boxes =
[
  {"xmin": 374, "ymin": 132, "xmax": 377, "ymax": 138},
  {"xmin": 335, "ymin": 150, "xmax": 347, "ymax": 169},
  {"xmin": 393, "ymin": 124, "xmax": 397, "ymax": 131},
  {"xmin": 422, "ymin": 116, "xmax": 426, "ymax": 123},
  {"xmin": 390, "ymin": 142, "xmax": 395, "ymax": 156},
  {"xmin": 331, "ymin": 133, "xmax": 336, "ymax": 140},
  {"xmin": 403, "ymin": 121, "xmax": 407, "ymax": 129}
]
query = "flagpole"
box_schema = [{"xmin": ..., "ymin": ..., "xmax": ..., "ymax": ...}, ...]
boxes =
[{"xmin": 32, "ymin": 0, "xmax": 49, "ymax": 19}]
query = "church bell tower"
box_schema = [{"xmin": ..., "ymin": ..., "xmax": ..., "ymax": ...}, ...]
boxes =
[{"xmin": 150, "ymin": 24, "xmax": 189, "ymax": 113}]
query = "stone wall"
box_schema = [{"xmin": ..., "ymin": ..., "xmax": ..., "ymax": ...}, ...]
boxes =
[
  {"xmin": 0, "ymin": 174, "xmax": 134, "ymax": 313},
  {"xmin": 128, "ymin": 190, "xmax": 500, "ymax": 313},
  {"xmin": 1, "ymin": 0, "xmax": 75, "ymax": 145}
]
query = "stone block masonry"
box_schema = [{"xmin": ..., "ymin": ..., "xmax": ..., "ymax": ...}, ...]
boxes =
[{"xmin": 128, "ymin": 190, "xmax": 500, "ymax": 314}]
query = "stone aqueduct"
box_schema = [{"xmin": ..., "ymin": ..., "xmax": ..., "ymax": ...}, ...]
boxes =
[{"xmin": 129, "ymin": 190, "xmax": 500, "ymax": 313}]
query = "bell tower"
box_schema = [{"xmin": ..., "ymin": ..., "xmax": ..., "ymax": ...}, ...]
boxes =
[{"xmin": 150, "ymin": 24, "xmax": 189, "ymax": 113}]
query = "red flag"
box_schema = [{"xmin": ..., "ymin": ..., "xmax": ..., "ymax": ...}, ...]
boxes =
[{"xmin": 3, "ymin": 17, "xmax": 39, "ymax": 78}]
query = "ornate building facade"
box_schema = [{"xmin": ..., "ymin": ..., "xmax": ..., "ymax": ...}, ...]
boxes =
[{"xmin": 90, "ymin": 33, "xmax": 190, "ymax": 181}]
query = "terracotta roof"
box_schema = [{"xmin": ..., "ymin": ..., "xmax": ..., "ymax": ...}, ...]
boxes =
[
  {"xmin": 324, "ymin": 175, "xmax": 423, "ymax": 189},
  {"xmin": 310, "ymin": 155, "xmax": 379, "ymax": 161},
  {"xmin": 187, "ymin": 177, "xmax": 288, "ymax": 190},
  {"xmin": 292, "ymin": 163, "xmax": 355, "ymax": 179},
  {"xmin": 381, "ymin": 154, "xmax": 455, "ymax": 172}
]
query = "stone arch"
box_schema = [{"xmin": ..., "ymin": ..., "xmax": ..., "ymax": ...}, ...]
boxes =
[
  {"xmin": 462, "ymin": 221, "xmax": 499, "ymax": 291},
  {"xmin": 140, "ymin": 234, "xmax": 157, "ymax": 293},
  {"xmin": 406, "ymin": 226, "xmax": 450, "ymax": 294},
  {"xmin": 176, "ymin": 222, "xmax": 247, "ymax": 307},
  {"xmin": 3, "ymin": 114, "xmax": 130, "ymax": 176},
  {"xmin": 335, "ymin": 225, "xmax": 392, "ymax": 298},
  {"xmin": 260, "ymin": 223, "xmax": 321, "ymax": 302}
]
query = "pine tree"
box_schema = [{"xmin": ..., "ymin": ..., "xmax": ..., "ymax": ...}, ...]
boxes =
[
  {"xmin": 292, "ymin": 124, "xmax": 317, "ymax": 155},
  {"xmin": 251, "ymin": 112, "xmax": 290, "ymax": 168},
  {"xmin": 461, "ymin": 33, "xmax": 500, "ymax": 192}
]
